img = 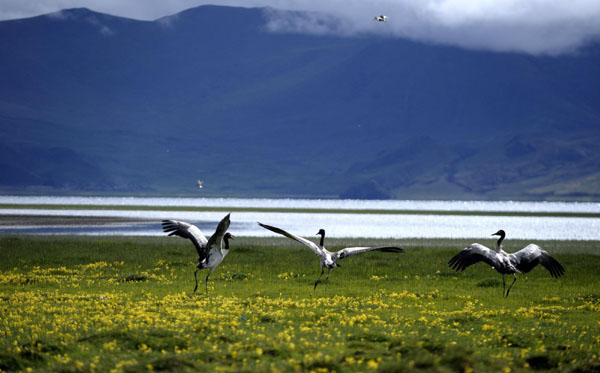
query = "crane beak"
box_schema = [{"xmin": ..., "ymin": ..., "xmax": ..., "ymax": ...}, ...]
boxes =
[{"xmin": 491, "ymin": 231, "xmax": 501, "ymax": 236}]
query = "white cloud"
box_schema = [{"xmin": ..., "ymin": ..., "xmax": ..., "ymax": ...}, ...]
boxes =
[
  {"xmin": 1, "ymin": 0, "xmax": 600, "ymax": 54},
  {"xmin": 99, "ymin": 25, "xmax": 114, "ymax": 36},
  {"xmin": 45, "ymin": 10, "xmax": 71, "ymax": 20},
  {"xmin": 156, "ymin": 14, "xmax": 179, "ymax": 28},
  {"xmin": 263, "ymin": 0, "xmax": 600, "ymax": 54},
  {"xmin": 263, "ymin": 8, "xmax": 349, "ymax": 36},
  {"xmin": 42, "ymin": 8, "xmax": 116, "ymax": 36}
]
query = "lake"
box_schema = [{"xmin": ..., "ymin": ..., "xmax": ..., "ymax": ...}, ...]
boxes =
[
  {"xmin": 1, "ymin": 196, "xmax": 599, "ymax": 240},
  {"xmin": 2, "ymin": 195, "xmax": 599, "ymax": 212}
]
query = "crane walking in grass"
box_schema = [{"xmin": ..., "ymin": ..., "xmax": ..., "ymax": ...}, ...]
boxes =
[
  {"xmin": 162, "ymin": 213, "xmax": 233, "ymax": 294},
  {"xmin": 258, "ymin": 222, "xmax": 404, "ymax": 291},
  {"xmin": 448, "ymin": 229, "xmax": 565, "ymax": 297}
]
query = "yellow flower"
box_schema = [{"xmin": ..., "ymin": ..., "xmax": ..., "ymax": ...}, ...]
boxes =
[{"xmin": 367, "ymin": 359, "xmax": 379, "ymax": 369}]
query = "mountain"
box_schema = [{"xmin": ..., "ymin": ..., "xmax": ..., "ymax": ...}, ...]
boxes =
[{"xmin": 1, "ymin": 6, "xmax": 599, "ymax": 200}]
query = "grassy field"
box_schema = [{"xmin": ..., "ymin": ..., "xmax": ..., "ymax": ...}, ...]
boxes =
[{"xmin": 0, "ymin": 235, "xmax": 599, "ymax": 372}]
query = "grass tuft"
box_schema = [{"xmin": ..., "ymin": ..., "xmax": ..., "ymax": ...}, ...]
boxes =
[
  {"xmin": 477, "ymin": 278, "xmax": 501, "ymax": 287},
  {"xmin": 120, "ymin": 274, "xmax": 147, "ymax": 282}
]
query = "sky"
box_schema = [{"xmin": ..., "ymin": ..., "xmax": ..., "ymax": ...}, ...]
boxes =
[{"xmin": 1, "ymin": 0, "xmax": 600, "ymax": 55}]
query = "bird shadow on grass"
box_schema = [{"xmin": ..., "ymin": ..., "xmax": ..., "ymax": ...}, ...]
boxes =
[{"xmin": 525, "ymin": 355, "xmax": 557, "ymax": 370}]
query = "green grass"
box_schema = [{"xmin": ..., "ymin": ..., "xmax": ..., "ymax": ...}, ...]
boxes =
[{"xmin": 0, "ymin": 235, "xmax": 599, "ymax": 372}]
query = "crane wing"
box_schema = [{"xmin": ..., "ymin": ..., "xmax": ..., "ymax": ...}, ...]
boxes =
[
  {"xmin": 161, "ymin": 220, "xmax": 208, "ymax": 257},
  {"xmin": 336, "ymin": 246, "xmax": 403, "ymax": 260},
  {"xmin": 206, "ymin": 213, "xmax": 231, "ymax": 252},
  {"xmin": 511, "ymin": 244, "xmax": 565, "ymax": 278},
  {"xmin": 448, "ymin": 243, "xmax": 499, "ymax": 272},
  {"xmin": 258, "ymin": 222, "xmax": 322, "ymax": 255}
]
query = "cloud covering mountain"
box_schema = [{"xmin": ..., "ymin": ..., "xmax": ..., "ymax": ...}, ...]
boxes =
[
  {"xmin": 2, "ymin": 0, "xmax": 600, "ymax": 54},
  {"xmin": 265, "ymin": 0, "xmax": 600, "ymax": 54}
]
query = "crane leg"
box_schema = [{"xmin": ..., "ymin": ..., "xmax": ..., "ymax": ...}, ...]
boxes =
[
  {"xmin": 193, "ymin": 269, "xmax": 199, "ymax": 293},
  {"xmin": 502, "ymin": 274, "xmax": 506, "ymax": 297},
  {"xmin": 314, "ymin": 268, "xmax": 325, "ymax": 291},
  {"xmin": 205, "ymin": 268, "xmax": 214, "ymax": 295},
  {"xmin": 324, "ymin": 267, "xmax": 332, "ymax": 293},
  {"xmin": 505, "ymin": 274, "xmax": 517, "ymax": 298}
]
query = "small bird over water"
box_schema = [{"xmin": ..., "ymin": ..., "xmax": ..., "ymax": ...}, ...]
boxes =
[
  {"xmin": 374, "ymin": 15, "xmax": 388, "ymax": 22},
  {"xmin": 258, "ymin": 222, "xmax": 403, "ymax": 291},
  {"xmin": 448, "ymin": 229, "xmax": 565, "ymax": 297},
  {"xmin": 197, "ymin": 179, "xmax": 203, "ymax": 188}
]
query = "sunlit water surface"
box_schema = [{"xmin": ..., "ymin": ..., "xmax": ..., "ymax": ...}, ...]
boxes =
[
  {"xmin": 1, "ymin": 196, "xmax": 599, "ymax": 213},
  {"xmin": 0, "ymin": 197, "xmax": 599, "ymax": 240}
]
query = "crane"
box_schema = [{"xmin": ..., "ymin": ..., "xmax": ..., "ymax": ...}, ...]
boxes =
[
  {"xmin": 162, "ymin": 213, "xmax": 233, "ymax": 293},
  {"xmin": 258, "ymin": 222, "xmax": 403, "ymax": 291},
  {"xmin": 448, "ymin": 230, "xmax": 564, "ymax": 297}
]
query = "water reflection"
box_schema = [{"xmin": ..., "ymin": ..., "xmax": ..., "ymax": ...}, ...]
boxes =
[{"xmin": 0, "ymin": 209, "xmax": 598, "ymax": 240}]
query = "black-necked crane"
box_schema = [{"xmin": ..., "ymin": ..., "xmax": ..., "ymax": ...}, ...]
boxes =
[
  {"xmin": 162, "ymin": 213, "xmax": 233, "ymax": 293},
  {"xmin": 448, "ymin": 230, "xmax": 565, "ymax": 297},
  {"xmin": 374, "ymin": 15, "xmax": 388, "ymax": 22},
  {"xmin": 258, "ymin": 222, "xmax": 403, "ymax": 291}
]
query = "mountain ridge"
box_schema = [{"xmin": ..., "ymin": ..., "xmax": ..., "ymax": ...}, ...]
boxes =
[{"xmin": 0, "ymin": 5, "xmax": 599, "ymax": 200}]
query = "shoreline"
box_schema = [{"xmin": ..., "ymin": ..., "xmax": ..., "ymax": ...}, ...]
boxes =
[
  {"xmin": 1, "ymin": 204, "xmax": 599, "ymax": 218},
  {"xmin": 0, "ymin": 214, "xmax": 152, "ymax": 226}
]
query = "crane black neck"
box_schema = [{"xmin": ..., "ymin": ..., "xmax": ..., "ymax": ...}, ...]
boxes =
[
  {"xmin": 496, "ymin": 233, "xmax": 505, "ymax": 250},
  {"xmin": 318, "ymin": 230, "xmax": 325, "ymax": 246},
  {"xmin": 223, "ymin": 235, "xmax": 231, "ymax": 250}
]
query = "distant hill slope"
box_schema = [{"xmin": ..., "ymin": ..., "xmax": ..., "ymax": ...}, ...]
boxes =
[{"xmin": 1, "ymin": 6, "xmax": 599, "ymax": 200}]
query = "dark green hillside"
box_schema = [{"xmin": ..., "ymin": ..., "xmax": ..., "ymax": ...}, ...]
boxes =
[{"xmin": 0, "ymin": 6, "xmax": 599, "ymax": 199}]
